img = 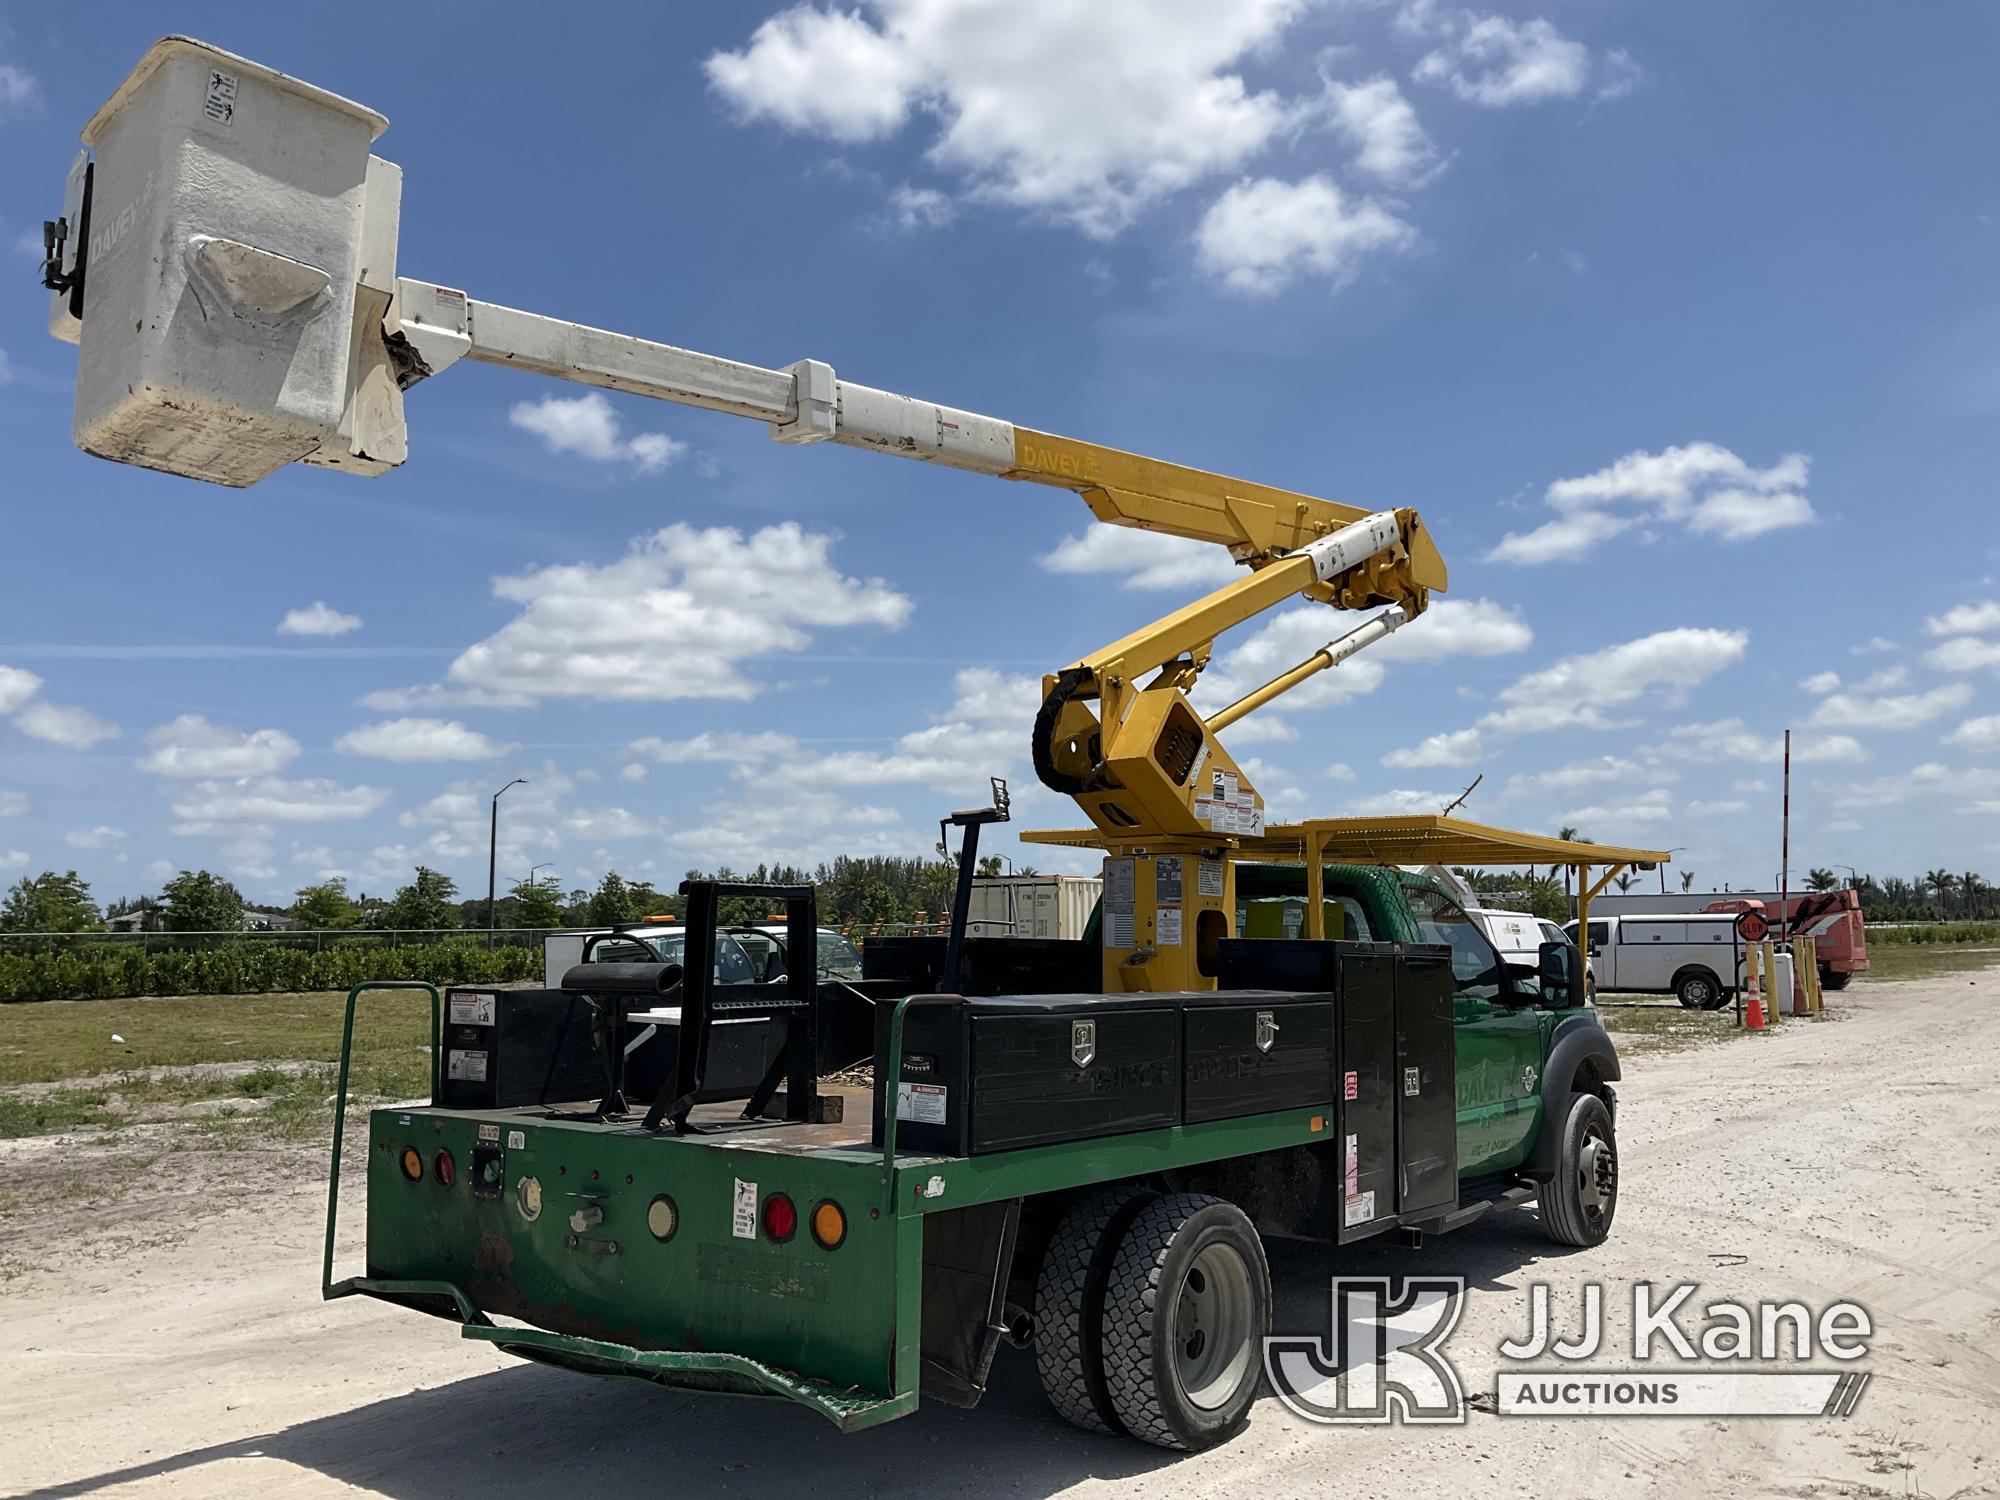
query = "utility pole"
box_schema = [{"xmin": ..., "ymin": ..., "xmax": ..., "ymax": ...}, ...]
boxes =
[
  {"xmin": 1779, "ymin": 730, "xmax": 1791, "ymax": 941},
  {"xmin": 488, "ymin": 778, "xmax": 527, "ymax": 945}
]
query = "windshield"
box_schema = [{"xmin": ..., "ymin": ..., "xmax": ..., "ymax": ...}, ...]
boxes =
[
  {"xmin": 749, "ymin": 928, "xmax": 866, "ymax": 981},
  {"xmin": 816, "ymin": 931, "xmax": 864, "ymax": 980},
  {"xmin": 1402, "ymin": 882, "xmax": 1502, "ymax": 1001}
]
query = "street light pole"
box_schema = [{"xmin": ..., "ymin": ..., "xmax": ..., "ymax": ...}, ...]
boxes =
[{"xmin": 488, "ymin": 778, "xmax": 527, "ymax": 945}]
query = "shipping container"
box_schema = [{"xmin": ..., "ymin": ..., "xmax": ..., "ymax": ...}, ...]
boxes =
[{"xmin": 965, "ymin": 874, "xmax": 1101, "ymax": 941}]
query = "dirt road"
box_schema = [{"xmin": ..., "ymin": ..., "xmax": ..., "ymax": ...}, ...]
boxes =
[{"xmin": 5, "ymin": 967, "xmax": 1997, "ymax": 1500}]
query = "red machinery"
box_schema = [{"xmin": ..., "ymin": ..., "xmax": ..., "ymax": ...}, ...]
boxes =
[{"xmin": 1704, "ymin": 890, "xmax": 1868, "ymax": 989}]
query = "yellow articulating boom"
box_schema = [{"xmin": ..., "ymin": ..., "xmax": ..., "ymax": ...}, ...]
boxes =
[{"xmin": 42, "ymin": 36, "xmax": 1451, "ymax": 995}]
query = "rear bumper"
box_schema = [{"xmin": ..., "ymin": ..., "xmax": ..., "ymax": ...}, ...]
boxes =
[{"xmin": 329, "ymin": 1275, "xmax": 915, "ymax": 1432}]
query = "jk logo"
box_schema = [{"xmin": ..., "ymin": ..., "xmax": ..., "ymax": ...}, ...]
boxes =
[{"xmin": 1265, "ymin": 1277, "xmax": 1467, "ymax": 1425}]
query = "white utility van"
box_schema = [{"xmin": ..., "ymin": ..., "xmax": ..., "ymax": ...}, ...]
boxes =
[{"xmin": 1562, "ymin": 913, "xmax": 1740, "ymax": 1009}]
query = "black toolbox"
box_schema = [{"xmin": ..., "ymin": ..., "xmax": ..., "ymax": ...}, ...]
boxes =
[
  {"xmin": 1181, "ymin": 991, "xmax": 1335, "ymax": 1124},
  {"xmin": 872, "ymin": 993, "xmax": 1182, "ymax": 1155},
  {"xmin": 438, "ymin": 988, "xmax": 602, "ymax": 1110},
  {"xmin": 1214, "ymin": 939, "xmax": 1458, "ymax": 1240}
]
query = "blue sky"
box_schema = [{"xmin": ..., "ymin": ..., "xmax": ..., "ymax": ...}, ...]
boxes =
[{"xmin": 1, "ymin": 2, "xmax": 1996, "ymax": 907}]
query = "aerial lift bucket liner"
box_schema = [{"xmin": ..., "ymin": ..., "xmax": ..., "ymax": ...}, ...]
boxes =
[{"xmin": 68, "ymin": 37, "xmax": 391, "ymax": 486}]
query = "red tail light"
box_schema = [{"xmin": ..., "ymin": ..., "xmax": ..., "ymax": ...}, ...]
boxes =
[
  {"xmin": 433, "ymin": 1149, "xmax": 456, "ymax": 1189},
  {"xmin": 761, "ymin": 1191, "xmax": 797, "ymax": 1243}
]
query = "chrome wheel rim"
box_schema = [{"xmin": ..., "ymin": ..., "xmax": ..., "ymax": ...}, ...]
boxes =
[
  {"xmin": 1577, "ymin": 1125, "xmax": 1616, "ymax": 1224},
  {"xmin": 1174, "ymin": 1241, "xmax": 1256, "ymax": 1410}
]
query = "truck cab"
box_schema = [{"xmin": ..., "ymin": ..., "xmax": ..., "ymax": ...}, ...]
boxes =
[{"xmin": 1229, "ymin": 863, "xmax": 1604, "ymax": 1184}]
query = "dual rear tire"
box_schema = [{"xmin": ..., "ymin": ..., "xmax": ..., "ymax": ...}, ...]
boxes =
[{"xmin": 1034, "ymin": 1189, "xmax": 1270, "ymax": 1451}]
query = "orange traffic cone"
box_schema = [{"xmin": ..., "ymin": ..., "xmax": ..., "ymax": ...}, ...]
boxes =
[{"xmin": 1744, "ymin": 970, "xmax": 1766, "ymax": 1031}]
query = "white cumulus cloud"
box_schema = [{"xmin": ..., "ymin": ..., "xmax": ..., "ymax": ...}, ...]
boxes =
[
  {"xmin": 1487, "ymin": 443, "xmax": 1814, "ymax": 564},
  {"xmin": 1041, "ymin": 525, "xmax": 1244, "ymax": 591},
  {"xmin": 1808, "ymin": 682, "xmax": 1972, "ymax": 732},
  {"xmin": 140, "ymin": 716, "xmax": 301, "ymax": 779},
  {"xmin": 1413, "ymin": 14, "xmax": 1591, "ymax": 106},
  {"xmin": 1383, "ymin": 728, "xmax": 1485, "ymax": 768},
  {"xmin": 170, "ymin": 778, "xmax": 390, "ymax": 829},
  {"xmin": 0, "ymin": 665, "xmax": 41, "ymax": 714},
  {"xmin": 278, "ymin": 601, "xmax": 363, "ymax": 637},
  {"xmin": 1478, "ymin": 627, "xmax": 1748, "ymax": 737},
  {"xmin": 1325, "ymin": 75, "xmax": 1438, "ymax": 184},
  {"xmin": 441, "ymin": 523, "xmax": 910, "ymax": 704},
  {"xmin": 707, "ymin": 0, "xmax": 1319, "ymax": 238},
  {"xmin": 1945, "ymin": 715, "xmax": 2000, "ymax": 751},
  {"xmin": 13, "ymin": 700, "xmax": 119, "ymax": 749},
  {"xmin": 1925, "ymin": 600, "xmax": 2000, "ymax": 636},
  {"xmin": 335, "ymin": 718, "xmax": 513, "ymax": 762},
  {"xmin": 509, "ymin": 392, "xmax": 686, "ymax": 473},
  {"xmin": 1195, "ymin": 175, "xmax": 1416, "ymax": 294}
]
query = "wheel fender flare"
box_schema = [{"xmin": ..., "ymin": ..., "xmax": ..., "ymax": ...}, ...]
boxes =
[{"xmin": 1525, "ymin": 1015, "xmax": 1621, "ymax": 1182}]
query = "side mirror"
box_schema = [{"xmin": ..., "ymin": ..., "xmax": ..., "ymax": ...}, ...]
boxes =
[{"xmin": 1538, "ymin": 940, "xmax": 1578, "ymax": 1006}]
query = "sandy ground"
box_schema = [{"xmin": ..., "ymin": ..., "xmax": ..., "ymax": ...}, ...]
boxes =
[{"xmin": 3, "ymin": 967, "xmax": 1996, "ymax": 1500}]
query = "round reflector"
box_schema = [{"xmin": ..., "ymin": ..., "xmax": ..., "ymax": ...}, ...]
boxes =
[
  {"xmin": 810, "ymin": 1199, "xmax": 846, "ymax": 1250},
  {"xmin": 516, "ymin": 1175, "xmax": 543, "ymax": 1222},
  {"xmin": 432, "ymin": 1149, "xmax": 456, "ymax": 1189},
  {"xmin": 646, "ymin": 1194, "xmax": 679, "ymax": 1242},
  {"xmin": 399, "ymin": 1146, "xmax": 423, "ymax": 1182},
  {"xmin": 762, "ymin": 1191, "xmax": 797, "ymax": 1243}
]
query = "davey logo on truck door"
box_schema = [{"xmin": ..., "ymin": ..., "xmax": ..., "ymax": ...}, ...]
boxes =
[{"xmin": 1071, "ymin": 1020, "xmax": 1096, "ymax": 1069}]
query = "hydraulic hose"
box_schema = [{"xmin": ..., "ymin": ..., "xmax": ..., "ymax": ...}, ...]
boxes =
[{"xmin": 1032, "ymin": 667, "xmax": 1096, "ymax": 795}]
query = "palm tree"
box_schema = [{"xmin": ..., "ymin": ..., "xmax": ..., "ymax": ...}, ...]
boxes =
[
  {"xmin": 1805, "ymin": 867, "xmax": 1837, "ymax": 893},
  {"xmin": 1964, "ymin": 872, "xmax": 1988, "ymax": 921},
  {"xmin": 1557, "ymin": 826, "xmax": 1580, "ymax": 909},
  {"xmin": 1680, "ymin": 870, "xmax": 1696, "ymax": 892},
  {"xmin": 1923, "ymin": 868, "xmax": 1959, "ymax": 920},
  {"xmin": 1614, "ymin": 872, "xmax": 1637, "ymax": 894}
]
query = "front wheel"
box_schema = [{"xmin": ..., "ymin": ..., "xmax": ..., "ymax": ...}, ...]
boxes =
[
  {"xmin": 1099, "ymin": 1193, "xmax": 1270, "ymax": 1451},
  {"xmin": 1540, "ymin": 1092, "xmax": 1618, "ymax": 1247}
]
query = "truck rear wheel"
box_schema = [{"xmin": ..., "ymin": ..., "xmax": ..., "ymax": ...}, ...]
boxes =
[
  {"xmin": 1820, "ymin": 967, "xmax": 1851, "ymax": 991},
  {"xmin": 1099, "ymin": 1193, "xmax": 1270, "ymax": 1451},
  {"xmin": 1034, "ymin": 1185, "xmax": 1158, "ymax": 1433},
  {"xmin": 1674, "ymin": 969, "xmax": 1723, "ymax": 1010},
  {"xmin": 1541, "ymin": 1093, "xmax": 1617, "ymax": 1247}
]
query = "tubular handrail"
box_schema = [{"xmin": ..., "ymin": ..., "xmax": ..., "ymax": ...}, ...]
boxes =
[
  {"xmin": 322, "ymin": 980, "xmax": 441, "ymax": 1297},
  {"xmin": 878, "ymin": 992, "xmax": 963, "ymax": 1208}
]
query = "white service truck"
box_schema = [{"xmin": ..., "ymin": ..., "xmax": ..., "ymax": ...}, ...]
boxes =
[{"xmin": 1563, "ymin": 912, "xmax": 1741, "ymax": 1009}]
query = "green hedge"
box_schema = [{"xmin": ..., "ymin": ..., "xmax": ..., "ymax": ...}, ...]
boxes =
[
  {"xmin": 1868, "ymin": 921, "xmax": 2000, "ymax": 947},
  {"xmin": 0, "ymin": 941, "xmax": 541, "ymax": 1002}
]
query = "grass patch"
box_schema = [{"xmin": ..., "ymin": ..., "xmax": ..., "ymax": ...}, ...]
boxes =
[
  {"xmin": 1596, "ymin": 1000, "xmax": 1749, "ymax": 1059},
  {"xmin": 1860, "ymin": 945, "xmax": 2000, "ymax": 985},
  {"xmin": 0, "ymin": 988, "xmax": 436, "ymax": 1096},
  {"xmin": 1867, "ymin": 921, "xmax": 2000, "ymax": 946},
  {"xmin": 0, "ymin": 1089, "xmax": 117, "ymax": 1139}
]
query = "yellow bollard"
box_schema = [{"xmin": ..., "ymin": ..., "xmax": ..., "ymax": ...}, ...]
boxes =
[{"xmin": 1761, "ymin": 940, "xmax": 1781, "ymax": 1020}]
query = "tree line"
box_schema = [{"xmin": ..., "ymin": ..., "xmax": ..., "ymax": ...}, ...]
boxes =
[{"xmin": 1, "ymin": 853, "xmax": 978, "ymax": 937}]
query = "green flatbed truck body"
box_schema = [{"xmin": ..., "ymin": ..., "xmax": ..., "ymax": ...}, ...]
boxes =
[
  {"xmin": 330, "ymin": 864, "xmax": 1610, "ymax": 1427},
  {"xmin": 340, "ymin": 1090, "xmax": 1332, "ymax": 1425}
]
